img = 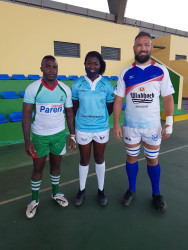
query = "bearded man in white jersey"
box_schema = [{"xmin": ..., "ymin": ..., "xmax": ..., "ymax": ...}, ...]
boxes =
[
  {"xmin": 113, "ymin": 32, "xmax": 174, "ymax": 211},
  {"xmin": 22, "ymin": 55, "xmax": 76, "ymax": 218}
]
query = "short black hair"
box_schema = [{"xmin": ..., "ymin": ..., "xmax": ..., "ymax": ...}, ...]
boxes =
[
  {"xmin": 41, "ymin": 55, "xmax": 56, "ymax": 64},
  {"xmin": 135, "ymin": 31, "xmax": 152, "ymax": 41},
  {"xmin": 84, "ymin": 51, "xmax": 106, "ymax": 75}
]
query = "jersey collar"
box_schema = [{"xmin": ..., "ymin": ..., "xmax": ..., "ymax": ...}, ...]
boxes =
[
  {"xmin": 132, "ymin": 60, "xmax": 156, "ymax": 67},
  {"xmin": 41, "ymin": 79, "xmax": 58, "ymax": 91},
  {"xmin": 84, "ymin": 75, "xmax": 102, "ymax": 91}
]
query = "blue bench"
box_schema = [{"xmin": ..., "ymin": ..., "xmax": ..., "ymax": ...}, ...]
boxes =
[
  {"xmin": 68, "ymin": 75, "xmax": 79, "ymax": 81},
  {"xmin": 57, "ymin": 75, "xmax": 68, "ymax": 81},
  {"xmin": 28, "ymin": 74, "xmax": 41, "ymax": 80},
  {"xmin": 103, "ymin": 76, "xmax": 110, "ymax": 80},
  {"xmin": 20, "ymin": 91, "xmax": 25, "ymax": 98},
  {"xmin": 0, "ymin": 113, "xmax": 8, "ymax": 124},
  {"xmin": 0, "ymin": 74, "xmax": 11, "ymax": 80},
  {"xmin": 1, "ymin": 91, "xmax": 19, "ymax": 99},
  {"xmin": 110, "ymin": 76, "xmax": 118, "ymax": 81},
  {"xmin": 12, "ymin": 74, "xmax": 27, "ymax": 80},
  {"xmin": 122, "ymin": 103, "xmax": 126, "ymax": 110},
  {"xmin": 9, "ymin": 112, "xmax": 23, "ymax": 122}
]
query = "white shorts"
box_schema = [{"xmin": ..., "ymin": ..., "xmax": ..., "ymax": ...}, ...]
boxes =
[
  {"xmin": 123, "ymin": 126, "xmax": 161, "ymax": 146},
  {"xmin": 76, "ymin": 129, "xmax": 110, "ymax": 145}
]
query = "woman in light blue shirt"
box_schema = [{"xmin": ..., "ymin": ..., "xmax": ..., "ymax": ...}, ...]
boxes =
[{"xmin": 72, "ymin": 51, "xmax": 114, "ymax": 207}]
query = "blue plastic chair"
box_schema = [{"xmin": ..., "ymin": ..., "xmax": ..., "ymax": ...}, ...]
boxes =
[
  {"xmin": 28, "ymin": 74, "xmax": 40, "ymax": 80},
  {"xmin": 110, "ymin": 76, "xmax": 118, "ymax": 81},
  {"xmin": 68, "ymin": 75, "xmax": 79, "ymax": 81},
  {"xmin": 103, "ymin": 76, "xmax": 110, "ymax": 80},
  {"xmin": 12, "ymin": 74, "xmax": 27, "ymax": 80},
  {"xmin": 0, "ymin": 74, "xmax": 11, "ymax": 80},
  {"xmin": 0, "ymin": 113, "xmax": 8, "ymax": 124},
  {"xmin": 20, "ymin": 91, "xmax": 25, "ymax": 98},
  {"xmin": 122, "ymin": 103, "xmax": 126, "ymax": 110},
  {"xmin": 57, "ymin": 75, "xmax": 68, "ymax": 81},
  {"xmin": 1, "ymin": 91, "xmax": 19, "ymax": 99},
  {"xmin": 9, "ymin": 112, "xmax": 22, "ymax": 122}
]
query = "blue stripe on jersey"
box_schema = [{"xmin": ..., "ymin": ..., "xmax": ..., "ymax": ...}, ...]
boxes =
[{"xmin": 123, "ymin": 63, "xmax": 164, "ymax": 88}]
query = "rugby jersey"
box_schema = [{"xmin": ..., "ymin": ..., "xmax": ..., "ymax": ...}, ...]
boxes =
[
  {"xmin": 24, "ymin": 79, "xmax": 72, "ymax": 135},
  {"xmin": 114, "ymin": 61, "xmax": 175, "ymax": 129},
  {"xmin": 72, "ymin": 75, "xmax": 114, "ymax": 132}
]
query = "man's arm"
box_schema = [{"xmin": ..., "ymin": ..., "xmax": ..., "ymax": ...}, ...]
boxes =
[
  {"xmin": 22, "ymin": 102, "xmax": 35, "ymax": 156},
  {"xmin": 65, "ymin": 107, "xmax": 76, "ymax": 151},
  {"xmin": 72, "ymin": 100, "xmax": 79, "ymax": 116},
  {"xmin": 113, "ymin": 96, "xmax": 124, "ymax": 140},
  {"xmin": 161, "ymin": 94, "xmax": 174, "ymax": 140}
]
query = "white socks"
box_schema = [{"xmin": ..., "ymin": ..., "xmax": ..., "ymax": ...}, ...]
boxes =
[
  {"xmin": 79, "ymin": 164, "xmax": 89, "ymax": 191},
  {"xmin": 79, "ymin": 162, "xmax": 106, "ymax": 191},
  {"xmin": 95, "ymin": 161, "xmax": 105, "ymax": 191}
]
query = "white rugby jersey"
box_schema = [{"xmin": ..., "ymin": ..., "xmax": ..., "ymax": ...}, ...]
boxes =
[
  {"xmin": 114, "ymin": 61, "xmax": 175, "ymax": 129},
  {"xmin": 24, "ymin": 79, "xmax": 72, "ymax": 135}
]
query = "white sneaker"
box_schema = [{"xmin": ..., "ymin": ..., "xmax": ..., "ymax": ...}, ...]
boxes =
[
  {"xmin": 26, "ymin": 200, "xmax": 39, "ymax": 219},
  {"xmin": 52, "ymin": 193, "xmax": 68, "ymax": 207}
]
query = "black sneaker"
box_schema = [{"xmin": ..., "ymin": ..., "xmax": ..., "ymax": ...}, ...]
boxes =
[
  {"xmin": 98, "ymin": 189, "xmax": 107, "ymax": 206},
  {"xmin": 122, "ymin": 189, "xmax": 135, "ymax": 206},
  {"xmin": 152, "ymin": 193, "xmax": 167, "ymax": 211},
  {"xmin": 74, "ymin": 189, "xmax": 85, "ymax": 206}
]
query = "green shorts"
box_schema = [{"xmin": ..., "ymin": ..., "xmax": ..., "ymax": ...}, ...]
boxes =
[{"xmin": 32, "ymin": 130, "xmax": 66, "ymax": 158}]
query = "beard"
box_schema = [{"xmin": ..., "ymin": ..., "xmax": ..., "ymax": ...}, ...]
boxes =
[{"xmin": 135, "ymin": 53, "xmax": 151, "ymax": 64}]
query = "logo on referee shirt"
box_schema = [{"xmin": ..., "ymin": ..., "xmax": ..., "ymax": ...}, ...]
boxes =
[
  {"xmin": 152, "ymin": 134, "xmax": 158, "ymax": 141},
  {"xmin": 139, "ymin": 87, "xmax": 145, "ymax": 91},
  {"xmin": 60, "ymin": 96, "xmax": 64, "ymax": 101},
  {"xmin": 81, "ymin": 138, "xmax": 88, "ymax": 142},
  {"xmin": 100, "ymin": 136, "xmax": 105, "ymax": 140},
  {"xmin": 130, "ymin": 92, "xmax": 154, "ymax": 104}
]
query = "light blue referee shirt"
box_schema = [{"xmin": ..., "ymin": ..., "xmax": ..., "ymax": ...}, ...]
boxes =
[{"xmin": 72, "ymin": 75, "xmax": 114, "ymax": 132}]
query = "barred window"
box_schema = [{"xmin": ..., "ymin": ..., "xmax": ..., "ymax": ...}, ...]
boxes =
[
  {"xmin": 175, "ymin": 55, "xmax": 187, "ymax": 60},
  {"xmin": 54, "ymin": 41, "xmax": 80, "ymax": 58},
  {"xmin": 101, "ymin": 46, "xmax": 120, "ymax": 60}
]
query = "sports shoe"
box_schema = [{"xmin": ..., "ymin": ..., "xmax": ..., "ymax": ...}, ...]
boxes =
[
  {"xmin": 74, "ymin": 189, "xmax": 85, "ymax": 206},
  {"xmin": 152, "ymin": 193, "xmax": 167, "ymax": 211},
  {"xmin": 26, "ymin": 200, "xmax": 39, "ymax": 219},
  {"xmin": 52, "ymin": 192, "xmax": 69, "ymax": 207},
  {"xmin": 122, "ymin": 189, "xmax": 135, "ymax": 206},
  {"xmin": 98, "ymin": 189, "xmax": 107, "ymax": 206}
]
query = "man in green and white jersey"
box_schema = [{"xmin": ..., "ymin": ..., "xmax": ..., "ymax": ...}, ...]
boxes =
[{"xmin": 22, "ymin": 55, "xmax": 76, "ymax": 218}]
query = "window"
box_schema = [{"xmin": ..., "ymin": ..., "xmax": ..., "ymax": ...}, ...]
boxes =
[
  {"xmin": 54, "ymin": 41, "xmax": 80, "ymax": 58},
  {"xmin": 101, "ymin": 46, "xmax": 120, "ymax": 60},
  {"xmin": 175, "ymin": 55, "xmax": 187, "ymax": 60}
]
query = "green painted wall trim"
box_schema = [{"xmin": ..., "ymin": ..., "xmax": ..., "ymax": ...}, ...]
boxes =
[
  {"xmin": 152, "ymin": 57, "xmax": 180, "ymax": 105},
  {"xmin": 153, "ymin": 45, "xmax": 166, "ymax": 49}
]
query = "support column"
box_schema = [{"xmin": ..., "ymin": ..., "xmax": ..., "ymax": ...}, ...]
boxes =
[{"xmin": 107, "ymin": 0, "xmax": 128, "ymax": 24}]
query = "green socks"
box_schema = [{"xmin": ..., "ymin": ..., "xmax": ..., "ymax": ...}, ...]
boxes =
[
  {"xmin": 31, "ymin": 179, "xmax": 42, "ymax": 202},
  {"xmin": 50, "ymin": 174, "xmax": 60, "ymax": 196}
]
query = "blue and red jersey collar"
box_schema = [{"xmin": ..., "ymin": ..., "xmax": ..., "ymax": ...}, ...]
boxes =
[{"xmin": 132, "ymin": 61, "xmax": 156, "ymax": 67}]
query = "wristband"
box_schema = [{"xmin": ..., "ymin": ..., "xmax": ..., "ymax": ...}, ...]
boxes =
[
  {"xmin": 165, "ymin": 116, "xmax": 173, "ymax": 126},
  {"xmin": 165, "ymin": 116, "xmax": 173, "ymax": 134},
  {"xmin": 70, "ymin": 136, "xmax": 76, "ymax": 143}
]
